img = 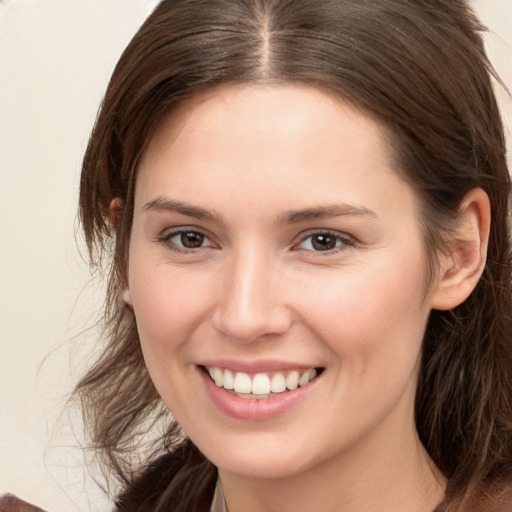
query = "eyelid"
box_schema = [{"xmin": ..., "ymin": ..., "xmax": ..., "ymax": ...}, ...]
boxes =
[
  {"xmin": 157, "ymin": 226, "xmax": 217, "ymax": 252},
  {"xmin": 293, "ymin": 229, "xmax": 356, "ymax": 253}
]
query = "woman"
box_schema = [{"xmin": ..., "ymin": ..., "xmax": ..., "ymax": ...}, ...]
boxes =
[{"xmin": 74, "ymin": 0, "xmax": 512, "ymax": 510}]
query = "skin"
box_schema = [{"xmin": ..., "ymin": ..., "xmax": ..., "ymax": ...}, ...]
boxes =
[{"xmin": 124, "ymin": 83, "xmax": 488, "ymax": 511}]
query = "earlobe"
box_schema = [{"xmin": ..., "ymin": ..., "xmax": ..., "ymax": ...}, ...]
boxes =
[
  {"xmin": 111, "ymin": 198, "xmax": 132, "ymax": 309},
  {"xmin": 430, "ymin": 188, "xmax": 490, "ymax": 311},
  {"xmin": 122, "ymin": 287, "xmax": 133, "ymax": 307}
]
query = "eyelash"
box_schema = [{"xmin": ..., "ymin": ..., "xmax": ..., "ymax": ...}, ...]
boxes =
[
  {"xmin": 157, "ymin": 228, "xmax": 216, "ymax": 254},
  {"xmin": 157, "ymin": 228, "xmax": 355, "ymax": 255},
  {"xmin": 294, "ymin": 230, "xmax": 356, "ymax": 254}
]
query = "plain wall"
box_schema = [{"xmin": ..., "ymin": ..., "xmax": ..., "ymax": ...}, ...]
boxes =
[
  {"xmin": 0, "ymin": 1, "xmax": 510, "ymax": 510},
  {"xmin": 0, "ymin": 2, "xmax": 159, "ymax": 510}
]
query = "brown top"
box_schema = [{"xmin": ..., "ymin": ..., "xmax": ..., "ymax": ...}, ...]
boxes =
[
  {"xmin": 209, "ymin": 479, "xmax": 227, "ymax": 512},
  {"xmin": 0, "ymin": 494, "xmax": 46, "ymax": 512},
  {"xmin": 2, "ymin": 479, "xmax": 512, "ymax": 512}
]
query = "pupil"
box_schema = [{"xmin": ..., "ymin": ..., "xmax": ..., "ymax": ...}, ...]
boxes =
[
  {"xmin": 312, "ymin": 234, "xmax": 336, "ymax": 251},
  {"xmin": 181, "ymin": 232, "xmax": 204, "ymax": 248}
]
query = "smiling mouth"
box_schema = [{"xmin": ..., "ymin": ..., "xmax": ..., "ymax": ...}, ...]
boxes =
[{"xmin": 202, "ymin": 366, "xmax": 324, "ymax": 399}]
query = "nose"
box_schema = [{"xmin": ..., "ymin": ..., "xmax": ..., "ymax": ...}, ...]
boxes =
[{"xmin": 211, "ymin": 248, "xmax": 293, "ymax": 343}]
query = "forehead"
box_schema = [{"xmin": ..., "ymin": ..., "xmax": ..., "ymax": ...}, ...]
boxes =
[
  {"xmin": 135, "ymin": 83, "xmax": 418, "ymax": 225},
  {"xmin": 141, "ymin": 83, "xmax": 385, "ymax": 162}
]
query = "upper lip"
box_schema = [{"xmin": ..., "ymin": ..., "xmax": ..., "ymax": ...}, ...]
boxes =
[{"xmin": 199, "ymin": 359, "xmax": 322, "ymax": 374}]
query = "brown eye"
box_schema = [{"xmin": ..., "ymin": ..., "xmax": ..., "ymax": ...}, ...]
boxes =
[
  {"xmin": 297, "ymin": 231, "xmax": 353, "ymax": 252},
  {"xmin": 163, "ymin": 229, "xmax": 214, "ymax": 251},
  {"xmin": 180, "ymin": 231, "xmax": 205, "ymax": 248},
  {"xmin": 311, "ymin": 233, "xmax": 337, "ymax": 251}
]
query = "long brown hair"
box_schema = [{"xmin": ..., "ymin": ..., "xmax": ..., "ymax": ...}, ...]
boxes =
[{"xmin": 77, "ymin": 0, "xmax": 512, "ymax": 509}]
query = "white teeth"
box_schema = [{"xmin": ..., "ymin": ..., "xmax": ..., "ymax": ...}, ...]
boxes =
[
  {"xmin": 270, "ymin": 372, "xmax": 286, "ymax": 393},
  {"xmin": 206, "ymin": 366, "xmax": 319, "ymax": 396},
  {"xmin": 299, "ymin": 368, "xmax": 317, "ymax": 387},
  {"xmin": 212, "ymin": 367, "xmax": 223, "ymax": 387},
  {"xmin": 251, "ymin": 373, "xmax": 271, "ymax": 395},
  {"xmin": 223, "ymin": 369, "xmax": 235, "ymax": 390},
  {"xmin": 286, "ymin": 370, "xmax": 300, "ymax": 390},
  {"xmin": 233, "ymin": 372, "xmax": 252, "ymax": 394}
]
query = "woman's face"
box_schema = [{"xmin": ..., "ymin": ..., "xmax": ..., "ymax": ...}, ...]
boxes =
[{"xmin": 127, "ymin": 84, "xmax": 438, "ymax": 479}]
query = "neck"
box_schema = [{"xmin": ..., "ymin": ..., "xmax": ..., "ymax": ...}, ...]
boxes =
[{"xmin": 218, "ymin": 396, "xmax": 446, "ymax": 512}]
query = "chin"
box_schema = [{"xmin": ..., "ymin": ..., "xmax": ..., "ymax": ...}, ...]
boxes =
[
  {"xmin": 194, "ymin": 430, "xmax": 323, "ymax": 480},
  {"xmin": 214, "ymin": 453, "xmax": 306, "ymax": 480}
]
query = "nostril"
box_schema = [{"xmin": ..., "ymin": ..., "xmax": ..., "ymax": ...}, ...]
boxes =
[
  {"xmin": 211, "ymin": 304, "xmax": 294, "ymax": 344},
  {"xmin": 211, "ymin": 318, "xmax": 291, "ymax": 344}
]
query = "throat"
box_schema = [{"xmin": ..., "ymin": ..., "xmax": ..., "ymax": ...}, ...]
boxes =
[{"xmin": 216, "ymin": 434, "xmax": 446, "ymax": 512}]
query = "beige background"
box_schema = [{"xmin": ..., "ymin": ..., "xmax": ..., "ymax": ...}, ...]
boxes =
[{"xmin": 0, "ymin": 1, "xmax": 510, "ymax": 510}]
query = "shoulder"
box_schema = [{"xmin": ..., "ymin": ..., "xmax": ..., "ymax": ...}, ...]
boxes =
[
  {"xmin": 114, "ymin": 442, "xmax": 216, "ymax": 512},
  {"xmin": 0, "ymin": 494, "xmax": 47, "ymax": 512}
]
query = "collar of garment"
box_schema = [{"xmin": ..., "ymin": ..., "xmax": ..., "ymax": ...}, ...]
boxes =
[{"xmin": 210, "ymin": 478, "xmax": 228, "ymax": 512}]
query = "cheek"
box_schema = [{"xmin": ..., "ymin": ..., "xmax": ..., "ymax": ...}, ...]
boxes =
[
  {"xmin": 296, "ymin": 255, "xmax": 430, "ymax": 367},
  {"xmin": 128, "ymin": 258, "xmax": 215, "ymax": 361},
  {"xmin": 297, "ymin": 262, "xmax": 429, "ymax": 437},
  {"xmin": 128, "ymin": 264, "xmax": 213, "ymax": 413}
]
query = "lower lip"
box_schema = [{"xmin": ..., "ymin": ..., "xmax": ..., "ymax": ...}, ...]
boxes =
[{"xmin": 199, "ymin": 367, "xmax": 320, "ymax": 421}]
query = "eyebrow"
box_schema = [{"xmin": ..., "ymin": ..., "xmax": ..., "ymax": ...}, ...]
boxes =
[
  {"xmin": 278, "ymin": 204, "xmax": 378, "ymax": 224},
  {"xmin": 143, "ymin": 197, "xmax": 377, "ymax": 224},
  {"xmin": 143, "ymin": 197, "xmax": 224, "ymax": 223}
]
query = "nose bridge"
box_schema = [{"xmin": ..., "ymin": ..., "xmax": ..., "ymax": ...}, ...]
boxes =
[{"xmin": 212, "ymin": 244, "xmax": 291, "ymax": 343}]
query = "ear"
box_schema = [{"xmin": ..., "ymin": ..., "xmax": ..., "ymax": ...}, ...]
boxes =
[
  {"xmin": 430, "ymin": 188, "xmax": 490, "ymax": 311},
  {"xmin": 122, "ymin": 287, "xmax": 133, "ymax": 307},
  {"xmin": 108, "ymin": 198, "xmax": 123, "ymax": 234},
  {"xmin": 110, "ymin": 198, "xmax": 132, "ymax": 307}
]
